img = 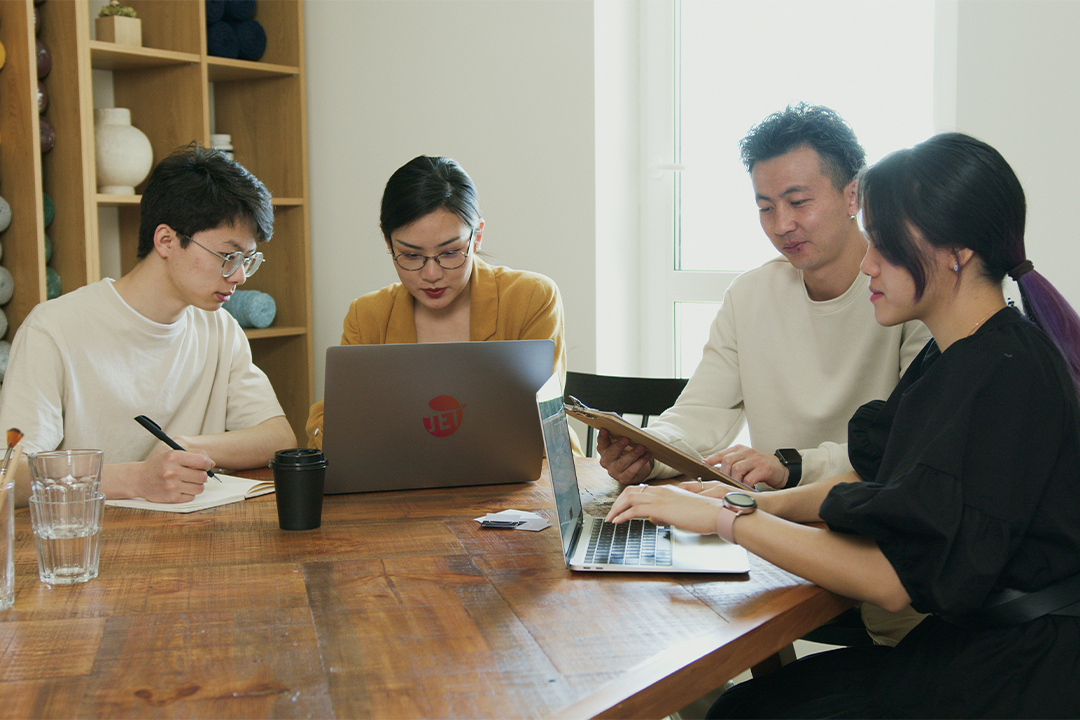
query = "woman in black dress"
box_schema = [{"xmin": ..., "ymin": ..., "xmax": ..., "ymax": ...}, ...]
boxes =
[{"xmin": 606, "ymin": 133, "xmax": 1080, "ymax": 718}]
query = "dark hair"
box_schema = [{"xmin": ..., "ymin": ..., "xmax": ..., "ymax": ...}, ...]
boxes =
[
  {"xmin": 137, "ymin": 143, "xmax": 273, "ymax": 258},
  {"xmin": 380, "ymin": 156, "xmax": 481, "ymax": 239},
  {"xmin": 860, "ymin": 132, "xmax": 1080, "ymax": 391},
  {"xmin": 740, "ymin": 102, "xmax": 866, "ymax": 190}
]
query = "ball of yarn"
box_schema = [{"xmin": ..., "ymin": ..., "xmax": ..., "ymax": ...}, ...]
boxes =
[
  {"xmin": 0, "ymin": 196, "xmax": 10, "ymax": 233},
  {"xmin": 223, "ymin": 289, "xmax": 276, "ymax": 328},
  {"xmin": 39, "ymin": 80, "xmax": 49, "ymax": 114},
  {"xmin": 44, "ymin": 234, "xmax": 52, "ymax": 263},
  {"xmin": 222, "ymin": 0, "xmax": 256, "ymax": 21},
  {"xmin": 207, "ymin": 21, "xmax": 238, "ymax": 59},
  {"xmin": 0, "ymin": 341, "xmax": 10, "ymax": 382},
  {"xmin": 43, "ymin": 193, "xmax": 54, "ymax": 227},
  {"xmin": 232, "ymin": 19, "xmax": 266, "ymax": 61},
  {"xmin": 0, "ymin": 40, "xmax": 6, "ymax": 71},
  {"xmin": 46, "ymin": 266, "xmax": 61, "ymax": 300},
  {"xmin": 205, "ymin": 0, "xmax": 225, "ymax": 24},
  {"xmin": 40, "ymin": 116, "xmax": 56, "ymax": 153},
  {"xmin": 0, "ymin": 267, "xmax": 13, "ymax": 305},
  {"xmin": 0, "ymin": 308, "xmax": 7, "ymax": 340},
  {"xmin": 37, "ymin": 39, "xmax": 51, "ymax": 78}
]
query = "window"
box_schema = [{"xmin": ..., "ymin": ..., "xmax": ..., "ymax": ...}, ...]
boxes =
[{"xmin": 642, "ymin": 0, "xmax": 937, "ymax": 379}]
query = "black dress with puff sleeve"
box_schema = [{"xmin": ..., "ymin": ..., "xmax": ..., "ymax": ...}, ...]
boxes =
[
  {"xmin": 710, "ymin": 308, "xmax": 1080, "ymax": 719},
  {"xmin": 821, "ymin": 307, "xmax": 1080, "ymax": 717}
]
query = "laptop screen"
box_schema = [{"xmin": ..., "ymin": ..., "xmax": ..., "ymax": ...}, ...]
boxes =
[{"xmin": 536, "ymin": 374, "xmax": 583, "ymax": 560}]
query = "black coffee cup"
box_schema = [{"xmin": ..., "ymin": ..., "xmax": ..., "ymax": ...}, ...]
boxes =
[{"xmin": 270, "ymin": 448, "xmax": 328, "ymax": 530}]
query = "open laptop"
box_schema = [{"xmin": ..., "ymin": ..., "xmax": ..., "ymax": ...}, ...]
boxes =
[
  {"xmin": 537, "ymin": 374, "xmax": 750, "ymax": 573},
  {"xmin": 321, "ymin": 340, "xmax": 555, "ymax": 493}
]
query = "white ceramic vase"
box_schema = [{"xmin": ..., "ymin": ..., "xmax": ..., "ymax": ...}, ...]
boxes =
[{"xmin": 94, "ymin": 108, "xmax": 153, "ymax": 195}]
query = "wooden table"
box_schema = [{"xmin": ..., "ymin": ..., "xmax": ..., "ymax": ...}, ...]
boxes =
[{"xmin": 0, "ymin": 458, "xmax": 852, "ymax": 719}]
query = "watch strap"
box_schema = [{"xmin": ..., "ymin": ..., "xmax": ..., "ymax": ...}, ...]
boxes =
[
  {"xmin": 775, "ymin": 448, "xmax": 802, "ymax": 489},
  {"xmin": 716, "ymin": 505, "xmax": 739, "ymax": 544}
]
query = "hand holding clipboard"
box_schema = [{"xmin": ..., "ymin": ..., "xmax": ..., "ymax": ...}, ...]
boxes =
[{"xmin": 564, "ymin": 397, "xmax": 754, "ymax": 491}]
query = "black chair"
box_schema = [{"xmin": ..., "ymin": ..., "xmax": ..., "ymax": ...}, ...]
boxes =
[{"xmin": 563, "ymin": 371, "xmax": 688, "ymax": 457}]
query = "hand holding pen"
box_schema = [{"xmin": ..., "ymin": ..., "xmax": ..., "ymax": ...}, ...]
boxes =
[{"xmin": 134, "ymin": 415, "xmax": 222, "ymax": 482}]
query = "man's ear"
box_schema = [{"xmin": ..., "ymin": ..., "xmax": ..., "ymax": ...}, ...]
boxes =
[
  {"xmin": 844, "ymin": 178, "xmax": 859, "ymax": 217},
  {"xmin": 153, "ymin": 224, "xmax": 177, "ymax": 259}
]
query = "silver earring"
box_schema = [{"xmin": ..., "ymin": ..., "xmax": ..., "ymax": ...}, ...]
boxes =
[{"xmin": 954, "ymin": 263, "xmax": 960, "ymax": 272}]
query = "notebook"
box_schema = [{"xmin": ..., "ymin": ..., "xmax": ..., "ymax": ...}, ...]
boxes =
[
  {"xmin": 321, "ymin": 340, "xmax": 555, "ymax": 494},
  {"xmin": 537, "ymin": 374, "xmax": 750, "ymax": 573},
  {"xmin": 105, "ymin": 474, "xmax": 274, "ymax": 513}
]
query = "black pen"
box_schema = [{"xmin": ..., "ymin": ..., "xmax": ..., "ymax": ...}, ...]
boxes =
[{"xmin": 134, "ymin": 415, "xmax": 221, "ymax": 481}]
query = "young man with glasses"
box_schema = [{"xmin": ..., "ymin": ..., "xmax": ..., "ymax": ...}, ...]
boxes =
[{"xmin": 0, "ymin": 144, "xmax": 295, "ymax": 506}]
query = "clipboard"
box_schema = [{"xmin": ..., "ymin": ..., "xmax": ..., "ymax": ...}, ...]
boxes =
[{"xmin": 564, "ymin": 397, "xmax": 753, "ymax": 491}]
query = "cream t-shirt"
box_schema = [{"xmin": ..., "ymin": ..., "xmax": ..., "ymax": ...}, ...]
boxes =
[
  {"xmin": 0, "ymin": 279, "xmax": 284, "ymax": 462},
  {"xmin": 646, "ymin": 257, "xmax": 930, "ymax": 484}
]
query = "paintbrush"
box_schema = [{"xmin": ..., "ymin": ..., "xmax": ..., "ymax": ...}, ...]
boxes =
[{"xmin": 1, "ymin": 428, "xmax": 23, "ymax": 480}]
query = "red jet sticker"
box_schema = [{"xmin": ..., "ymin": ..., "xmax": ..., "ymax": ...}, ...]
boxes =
[{"xmin": 423, "ymin": 395, "xmax": 467, "ymax": 437}]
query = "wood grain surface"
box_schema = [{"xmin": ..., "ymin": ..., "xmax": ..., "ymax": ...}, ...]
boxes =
[{"xmin": 0, "ymin": 458, "xmax": 851, "ymax": 719}]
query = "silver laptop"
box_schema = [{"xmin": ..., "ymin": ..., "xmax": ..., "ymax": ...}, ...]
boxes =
[
  {"xmin": 537, "ymin": 374, "xmax": 750, "ymax": 573},
  {"xmin": 322, "ymin": 340, "xmax": 555, "ymax": 493}
]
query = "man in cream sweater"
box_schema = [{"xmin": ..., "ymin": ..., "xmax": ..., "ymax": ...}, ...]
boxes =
[{"xmin": 599, "ymin": 103, "xmax": 929, "ymax": 645}]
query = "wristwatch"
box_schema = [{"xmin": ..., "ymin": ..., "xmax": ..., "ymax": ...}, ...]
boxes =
[
  {"xmin": 716, "ymin": 492, "xmax": 757, "ymax": 544},
  {"xmin": 774, "ymin": 448, "xmax": 802, "ymax": 488}
]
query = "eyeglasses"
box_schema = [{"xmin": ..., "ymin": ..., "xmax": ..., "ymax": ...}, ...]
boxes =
[
  {"xmin": 389, "ymin": 230, "xmax": 475, "ymax": 271},
  {"xmin": 178, "ymin": 231, "xmax": 264, "ymax": 279}
]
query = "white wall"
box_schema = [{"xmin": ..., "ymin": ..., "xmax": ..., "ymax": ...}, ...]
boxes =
[
  {"xmin": 950, "ymin": 0, "xmax": 1080, "ymax": 310},
  {"xmin": 305, "ymin": 0, "xmax": 1080, "ymax": 401},
  {"xmin": 305, "ymin": 0, "xmax": 597, "ymax": 400}
]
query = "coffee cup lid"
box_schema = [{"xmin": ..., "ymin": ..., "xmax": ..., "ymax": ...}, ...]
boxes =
[{"xmin": 271, "ymin": 448, "xmax": 327, "ymax": 467}]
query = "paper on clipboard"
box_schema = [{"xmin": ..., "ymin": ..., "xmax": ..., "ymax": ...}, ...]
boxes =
[{"xmin": 565, "ymin": 398, "xmax": 754, "ymax": 491}]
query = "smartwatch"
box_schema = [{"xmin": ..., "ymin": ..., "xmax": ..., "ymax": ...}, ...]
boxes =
[
  {"xmin": 716, "ymin": 492, "xmax": 757, "ymax": 544},
  {"xmin": 774, "ymin": 448, "xmax": 802, "ymax": 488}
]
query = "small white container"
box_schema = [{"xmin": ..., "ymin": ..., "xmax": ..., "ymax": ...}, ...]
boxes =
[{"xmin": 210, "ymin": 133, "xmax": 235, "ymax": 161}]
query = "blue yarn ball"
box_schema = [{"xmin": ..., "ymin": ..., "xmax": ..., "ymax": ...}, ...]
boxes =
[
  {"xmin": 232, "ymin": 19, "xmax": 266, "ymax": 61},
  {"xmin": 0, "ymin": 196, "xmax": 11, "ymax": 233},
  {"xmin": 0, "ymin": 267, "xmax": 13, "ymax": 305},
  {"xmin": 206, "ymin": 0, "xmax": 225, "ymax": 24},
  {"xmin": 222, "ymin": 0, "xmax": 256, "ymax": 21},
  {"xmin": 207, "ymin": 21, "xmax": 239, "ymax": 59},
  {"xmin": 43, "ymin": 192, "xmax": 54, "ymax": 227},
  {"xmin": 46, "ymin": 265, "xmax": 61, "ymax": 300},
  {"xmin": 223, "ymin": 289, "xmax": 276, "ymax": 328}
]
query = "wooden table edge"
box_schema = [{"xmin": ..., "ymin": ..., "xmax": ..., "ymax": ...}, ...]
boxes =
[{"xmin": 552, "ymin": 585, "xmax": 854, "ymax": 720}]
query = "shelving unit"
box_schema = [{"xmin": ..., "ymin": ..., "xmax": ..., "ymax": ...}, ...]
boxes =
[{"xmin": 0, "ymin": 0, "xmax": 313, "ymax": 442}]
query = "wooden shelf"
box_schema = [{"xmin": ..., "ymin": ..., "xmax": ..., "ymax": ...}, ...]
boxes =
[
  {"xmin": 245, "ymin": 326, "xmax": 308, "ymax": 340},
  {"xmin": 96, "ymin": 194, "xmax": 142, "ymax": 206},
  {"xmin": 89, "ymin": 41, "xmax": 200, "ymax": 71},
  {"xmin": 3, "ymin": 0, "xmax": 313, "ymax": 443},
  {"xmin": 208, "ymin": 57, "xmax": 300, "ymax": 82}
]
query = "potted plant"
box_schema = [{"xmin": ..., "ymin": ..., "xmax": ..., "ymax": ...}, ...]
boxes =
[{"xmin": 96, "ymin": 1, "xmax": 141, "ymax": 47}]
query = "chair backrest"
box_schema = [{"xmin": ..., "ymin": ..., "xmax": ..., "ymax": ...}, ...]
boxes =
[{"xmin": 562, "ymin": 371, "xmax": 689, "ymax": 457}]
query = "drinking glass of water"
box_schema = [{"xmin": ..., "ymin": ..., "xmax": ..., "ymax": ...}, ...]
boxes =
[{"xmin": 27, "ymin": 450, "xmax": 104, "ymax": 585}]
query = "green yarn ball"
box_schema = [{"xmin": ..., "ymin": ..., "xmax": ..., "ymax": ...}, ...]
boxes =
[
  {"xmin": 43, "ymin": 193, "xmax": 54, "ymax": 227},
  {"xmin": 46, "ymin": 265, "xmax": 61, "ymax": 300},
  {"xmin": 44, "ymin": 233, "xmax": 52, "ymax": 263}
]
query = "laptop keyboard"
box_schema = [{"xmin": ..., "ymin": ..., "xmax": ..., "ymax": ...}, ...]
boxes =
[{"xmin": 584, "ymin": 518, "xmax": 673, "ymax": 566}]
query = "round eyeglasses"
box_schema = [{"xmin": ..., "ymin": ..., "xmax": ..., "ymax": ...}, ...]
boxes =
[
  {"xmin": 389, "ymin": 229, "xmax": 475, "ymax": 271},
  {"xmin": 179, "ymin": 231, "xmax": 264, "ymax": 279}
]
